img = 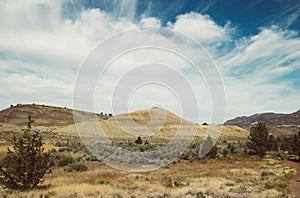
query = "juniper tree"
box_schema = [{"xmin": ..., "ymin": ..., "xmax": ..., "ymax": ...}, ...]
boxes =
[
  {"xmin": 246, "ymin": 122, "xmax": 269, "ymax": 157},
  {"xmin": 292, "ymin": 132, "xmax": 300, "ymax": 161},
  {"xmin": 267, "ymin": 134, "xmax": 279, "ymax": 151},
  {"xmin": 0, "ymin": 116, "xmax": 50, "ymax": 190},
  {"xmin": 135, "ymin": 136, "xmax": 143, "ymax": 144}
]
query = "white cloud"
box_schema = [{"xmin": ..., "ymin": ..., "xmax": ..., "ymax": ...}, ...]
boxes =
[
  {"xmin": 167, "ymin": 12, "xmax": 233, "ymax": 44},
  {"xmin": 0, "ymin": 1, "xmax": 299, "ymax": 123},
  {"xmin": 140, "ymin": 17, "xmax": 161, "ymax": 27},
  {"xmin": 0, "ymin": 3, "xmax": 138, "ymax": 65},
  {"xmin": 217, "ymin": 26, "xmax": 300, "ymax": 119},
  {"xmin": 0, "ymin": 73, "xmax": 72, "ymax": 107}
]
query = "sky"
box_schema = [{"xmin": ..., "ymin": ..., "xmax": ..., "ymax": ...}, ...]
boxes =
[{"xmin": 0, "ymin": 0, "xmax": 300, "ymax": 124}]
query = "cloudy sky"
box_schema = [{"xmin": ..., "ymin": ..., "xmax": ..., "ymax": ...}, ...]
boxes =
[{"xmin": 0, "ymin": 0, "xmax": 300, "ymax": 123}]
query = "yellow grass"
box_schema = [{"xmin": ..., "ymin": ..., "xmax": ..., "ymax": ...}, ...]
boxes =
[{"xmin": 0, "ymin": 151, "xmax": 293, "ymax": 197}]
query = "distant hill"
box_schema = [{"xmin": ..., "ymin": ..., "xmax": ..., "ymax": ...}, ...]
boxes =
[
  {"xmin": 0, "ymin": 104, "xmax": 109, "ymax": 126},
  {"xmin": 99, "ymin": 107, "xmax": 195, "ymax": 138},
  {"xmin": 97, "ymin": 108, "xmax": 249, "ymax": 138},
  {"xmin": 0, "ymin": 104, "xmax": 249, "ymax": 139},
  {"xmin": 224, "ymin": 110, "xmax": 300, "ymax": 136}
]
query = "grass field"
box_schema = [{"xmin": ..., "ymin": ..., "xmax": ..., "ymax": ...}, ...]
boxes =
[
  {"xmin": 0, "ymin": 142, "xmax": 296, "ymax": 198},
  {"xmin": 0, "ymin": 106, "xmax": 298, "ymax": 197}
]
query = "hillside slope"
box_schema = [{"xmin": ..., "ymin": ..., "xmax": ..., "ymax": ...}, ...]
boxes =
[
  {"xmin": 0, "ymin": 105, "xmax": 249, "ymax": 139},
  {"xmin": 99, "ymin": 107, "xmax": 196, "ymax": 138},
  {"xmin": 0, "ymin": 104, "xmax": 109, "ymax": 126},
  {"xmin": 225, "ymin": 110, "xmax": 300, "ymax": 128}
]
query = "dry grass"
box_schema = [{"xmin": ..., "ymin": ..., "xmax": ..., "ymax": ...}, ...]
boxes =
[
  {"xmin": 0, "ymin": 149, "xmax": 294, "ymax": 198},
  {"xmin": 1, "ymin": 106, "xmax": 250, "ymax": 141}
]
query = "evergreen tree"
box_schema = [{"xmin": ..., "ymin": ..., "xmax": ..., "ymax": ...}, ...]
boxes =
[
  {"xmin": 0, "ymin": 116, "xmax": 50, "ymax": 190},
  {"xmin": 246, "ymin": 122, "xmax": 269, "ymax": 157},
  {"xmin": 267, "ymin": 134, "xmax": 279, "ymax": 151},
  {"xmin": 135, "ymin": 136, "xmax": 143, "ymax": 144},
  {"xmin": 292, "ymin": 132, "xmax": 300, "ymax": 161}
]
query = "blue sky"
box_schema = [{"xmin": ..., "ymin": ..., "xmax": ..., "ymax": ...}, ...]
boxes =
[
  {"xmin": 0, "ymin": 0, "xmax": 300, "ymax": 123},
  {"xmin": 79, "ymin": 0, "xmax": 300, "ymax": 34}
]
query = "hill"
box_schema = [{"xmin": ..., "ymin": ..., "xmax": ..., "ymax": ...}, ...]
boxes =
[
  {"xmin": 79, "ymin": 108, "xmax": 249, "ymax": 139},
  {"xmin": 99, "ymin": 107, "xmax": 196, "ymax": 138},
  {"xmin": 0, "ymin": 104, "xmax": 249, "ymax": 139},
  {"xmin": 0, "ymin": 104, "xmax": 109, "ymax": 126},
  {"xmin": 224, "ymin": 109, "xmax": 300, "ymax": 128},
  {"xmin": 224, "ymin": 109, "xmax": 300, "ymax": 136}
]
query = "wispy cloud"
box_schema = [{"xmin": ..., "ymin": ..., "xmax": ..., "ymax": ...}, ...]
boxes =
[
  {"xmin": 112, "ymin": 0, "xmax": 137, "ymax": 20},
  {"xmin": 217, "ymin": 26, "xmax": 300, "ymax": 118},
  {"xmin": 263, "ymin": 3, "xmax": 300, "ymax": 28},
  {"xmin": 0, "ymin": 1, "xmax": 299, "ymax": 122}
]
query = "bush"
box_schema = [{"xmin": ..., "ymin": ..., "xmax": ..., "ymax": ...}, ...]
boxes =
[
  {"xmin": 222, "ymin": 148, "xmax": 229, "ymax": 157},
  {"xmin": 65, "ymin": 159, "xmax": 88, "ymax": 172},
  {"xmin": 56, "ymin": 154, "xmax": 74, "ymax": 166},
  {"xmin": 227, "ymin": 143, "xmax": 235, "ymax": 154},
  {"xmin": 162, "ymin": 176, "xmax": 173, "ymax": 188},
  {"xmin": 173, "ymin": 176, "xmax": 188, "ymax": 187},
  {"xmin": 56, "ymin": 142, "xmax": 87, "ymax": 153},
  {"xmin": 207, "ymin": 144, "xmax": 218, "ymax": 158},
  {"xmin": 199, "ymin": 136, "xmax": 218, "ymax": 159},
  {"xmin": 0, "ymin": 116, "xmax": 50, "ymax": 190},
  {"xmin": 85, "ymin": 155, "xmax": 98, "ymax": 161}
]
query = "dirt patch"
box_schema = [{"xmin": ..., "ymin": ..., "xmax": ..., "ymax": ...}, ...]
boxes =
[{"xmin": 283, "ymin": 159, "xmax": 300, "ymax": 198}]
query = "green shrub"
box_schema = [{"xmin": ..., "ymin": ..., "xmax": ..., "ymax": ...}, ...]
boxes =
[
  {"xmin": 0, "ymin": 116, "xmax": 50, "ymax": 190},
  {"xmin": 222, "ymin": 148, "xmax": 229, "ymax": 157},
  {"xmin": 85, "ymin": 155, "xmax": 98, "ymax": 161},
  {"xmin": 227, "ymin": 143, "xmax": 235, "ymax": 154},
  {"xmin": 261, "ymin": 171, "xmax": 275, "ymax": 177},
  {"xmin": 56, "ymin": 154, "xmax": 74, "ymax": 166},
  {"xmin": 199, "ymin": 136, "xmax": 218, "ymax": 159},
  {"xmin": 65, "ymin": 160, "xmax": 88, "ymax": 172}
]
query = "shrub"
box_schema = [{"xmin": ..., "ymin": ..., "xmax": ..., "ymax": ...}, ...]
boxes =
[
  {"xmin": 85, "ymin": 155, "xmax": 98, "ymax": 161},
  {"xmin": 261, "ymin": 171, "xmax": 275, "ymax": 177},
  {"xmin": 65, "ymin": 160, "xmax": 88, "ymax": 172},
  {"xmin": 56, "ymin": 154, "xmax": 74, "ymax": 166},
  {"xmin": 199, "ymin": 136, "xmax": 218, "ymax": 159},
  {"xmin": 207, "ymin": 144, "xmax": 218, "ymax": 158},
  {"xmin": 173, "ymin": 176, "xmax": 188, "ymax": 187},
  {"xmin": 56, "ymin": 142, "xmax": 87, "ymax": 153},
  {"xmin": 0, "ymin": 116, "xmax": 50, "ymax": 190},
  {"xmin": 222, "ymin": 148, "xmax": 229, "ymax": 157},
  {"xmin": 227, "ymin": 143, "xmax": 235, "ymax": 154},
  {"xmin": 162, "ymin": 176, "xmax": 173, "ymax": 188}
]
